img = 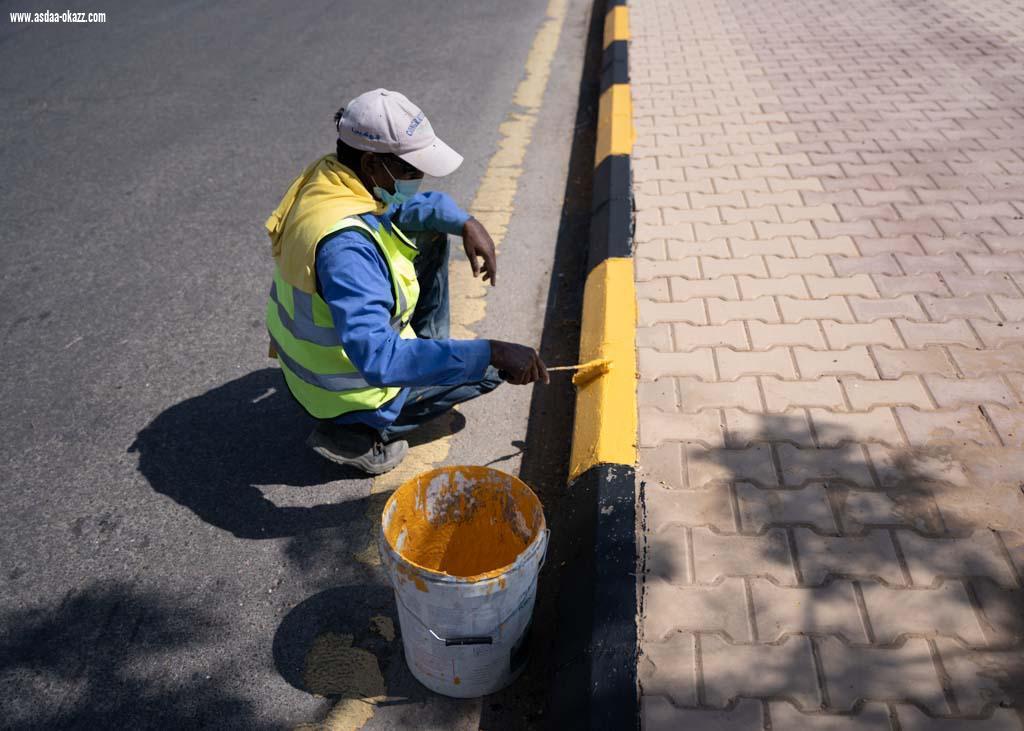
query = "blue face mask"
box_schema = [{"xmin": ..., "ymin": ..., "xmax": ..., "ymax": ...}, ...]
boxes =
[{"xmin": 373, "ymin": 160, "xmax": 422, "ymax": 207}]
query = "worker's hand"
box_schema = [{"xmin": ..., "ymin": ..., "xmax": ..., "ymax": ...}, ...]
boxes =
[
  {"xmin": 462, "ymin": 217, "xmax": 497, "ymax": 286},
  {"xmin": 489, "ymin": 340, "xmax": 549, "ymax": 385}
]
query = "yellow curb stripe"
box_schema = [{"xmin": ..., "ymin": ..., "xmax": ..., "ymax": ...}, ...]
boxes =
[
  {"xmin": 594, "ymin": 83, "xmax": 635, "ymax": 166},
  {"xmin": 569, "ymin": 257, "xmax": 638, "ymax": 481},
  {"xmin": 603, "ymin": 5, "xmax": 629, "ymax": 48}
]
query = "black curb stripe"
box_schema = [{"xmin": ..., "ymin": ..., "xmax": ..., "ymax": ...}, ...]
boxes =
[
  {"xmin": 600, "ymin": 39, "xmax": 629, "ymax": 93},
  {"xmin": 592, "ymin": 153, "xmax": 632, "ymax": 211},
  {"xmin": 607, "ymin": 0, "xmax": 628, "ymax": 6},
  {"xmin": 589, "ymin": 197, "xmax": 633, "ymax": 274},
  {"xmin": 579, "ymin": 463, "xmax": 640, "ymax": 730},
  {"xmin": 589, "ymin": 155, "xmax": 633, "ymax": 274}
]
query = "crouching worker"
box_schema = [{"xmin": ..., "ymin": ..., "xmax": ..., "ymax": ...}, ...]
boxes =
[{"xmin": 265, "ymin": 89, "xmax": 548, "ymax": 475}]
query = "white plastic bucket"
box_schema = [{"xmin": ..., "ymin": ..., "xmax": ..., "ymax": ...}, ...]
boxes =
[{"xmin": 378, "ymin": 465, "xmax": 548, "ymax": 698}]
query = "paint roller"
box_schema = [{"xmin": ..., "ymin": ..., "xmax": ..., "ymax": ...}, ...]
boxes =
[{"xmin": 547, "ymin": 357, "xmax": 612, "ymax": 386}]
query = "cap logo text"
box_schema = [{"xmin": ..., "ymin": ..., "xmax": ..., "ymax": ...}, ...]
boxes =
[{"xmin": 406, "ymin": 113, "xmax": 425, "ymax": 137}]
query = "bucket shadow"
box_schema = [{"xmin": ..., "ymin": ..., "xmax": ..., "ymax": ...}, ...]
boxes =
[{"xmin": 273, "ymin": 585, "xmax": 479, "ymax": 727}]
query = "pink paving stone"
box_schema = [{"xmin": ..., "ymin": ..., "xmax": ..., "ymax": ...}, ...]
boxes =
[
  {"xmin": 736, "ymin": 482, "xmax": 837, "ymax": 533},
  {"xmin": 933, "ymin": 638, "xmax": 1017, "ymax": 715},
  {"xmin": 895, "ymin": 705, "xmax": 1023, "ymax": 731},
  {"xmin": 645, "ymin": 482, "xmax": 736, "ymax": 533},
  {"xmin": 691, "ymin": 527, "xmax": 797, "ymax": 585},
  {"xmin": 642, "ymin": 697, "xmax": 764, "ymax": 731},
  {"xmin": 872, "ymin": 346, "xmax": 957, "ymax": 379},
  {"xmin": 817, "ymin": 637, "xmax": 950, "ymax": 713},
  {"xmin": 638, "ymin": 348, "xmax": 717, "ymax": 380},
  {"xmin": 762, "ymin": 376, "xmax": 846, "ymax": 411},
  {"xmin": 700, "ymin": 634, "xmax": 821, "ymax": 709},
  {"xmin": 725, "ymin": 407, "xmax": 814, "ymax": 447},
  {"xmin": 642, "ymin": 578, "xmax": 750, "ymax": 641},
  {"xmin": 793, "ymin": 346, "xmax": 878, "ymax": 379},
  {"xmin": 633, "ymin": 0, "xmax": 1024, "ymax": 721},
  {"xmin": 898, "ymin": 530, "xmax": 1018, "ymax": 588},
  {"xmin": 639, "ymin": 634, "xmax": 697, "ymax": 707},
  {"xmin": 639, "ymin": 408, "xmax": 725, "ymax": 448},
  {"xmin": 672, "ymin": 322, "xmax": 750, "ymax": 350},
  {"xmin": 858, "ymin": 581, "xmax": 987, "ymax": 646},
  {"xmin": 638, "ymin": 442, "xmax": 684, "ymax": 487},
  {"xmin": 750, "ymin": 578, "xmax": 866, "ymax": 643},
  {"xmin": 676, "ymin": 377, "xmax": 762, "ymax": 412},
  {"xmin": 793, "ymin": 528, "xmax": 906, "ymax": 586},
  {"xmin": 770, "ymin": 702, "xmax": 893, "ymax": 730},
  {"xmin": 716, "ymin": 347, "xmax": 798, "ymax": 379},
  {"xmin": 808, "ymin": 408, "xmax": 905, "ymax": 447},
  {"xmin": 894, "ymin": 406, "xmax": 999, "ymax": 447},
  {"xmin": 685, "ymin": 443, "xmax": 780, "ymax": 488},
  {"xmin": 842, "ymin": 376, "xmax": 933, "ymax": 410},
  {"xmin": 924, "ymin": 376, "xmax": 1020, "ymax": 409},
  {"xmin": 777, "ymin": 443, "xmax": 876, "ymax": 488}
]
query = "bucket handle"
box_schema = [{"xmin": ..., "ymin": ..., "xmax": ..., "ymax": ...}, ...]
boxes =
[
  {"xmin": 429, "ymin": 630, "xmax": 492, "ymax": 647},
  {"xmin": 397, "ymin": 529, "xmax": 550, "ymax": 648}
]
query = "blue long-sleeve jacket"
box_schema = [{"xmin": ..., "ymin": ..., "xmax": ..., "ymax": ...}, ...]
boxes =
[{"xmin": 314, "ymin": 191, "xmax": 491, "ymax": 430}]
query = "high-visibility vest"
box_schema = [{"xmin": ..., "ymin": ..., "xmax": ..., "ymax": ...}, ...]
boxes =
[{"xmin": 266, "ymin": 214, "xmax": 420, "ymax": 419}]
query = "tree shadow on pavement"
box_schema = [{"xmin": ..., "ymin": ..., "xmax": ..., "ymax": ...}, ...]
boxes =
[
  {"xmin": 129, "ymin": 367, "xmax": 456, "ymax": 539},
  {"xmin": 639, "ymin": 412, "xmax": 1024, "ymax": 725},
  {"xmin": 0, "ymin": 581, "xmax": 275, "ymax": 730}
]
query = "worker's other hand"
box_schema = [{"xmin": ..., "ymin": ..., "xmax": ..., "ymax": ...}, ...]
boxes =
[
  {"xmin": 462, "ymin": 217, "xmax": 497, "ymax": 286},
  {"xmin": 489, "ymin": 340, "xmax": 549, "ymax": 385}
]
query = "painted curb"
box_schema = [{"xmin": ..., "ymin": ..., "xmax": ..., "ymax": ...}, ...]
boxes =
[{"xmin": 567, "ymin": 0, "xmax": 639, "ymax": 727}]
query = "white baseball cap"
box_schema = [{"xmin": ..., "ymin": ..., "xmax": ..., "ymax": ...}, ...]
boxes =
[{"xmin": 336, "ymin": 88, "xmax": 464, "ymax": 178}]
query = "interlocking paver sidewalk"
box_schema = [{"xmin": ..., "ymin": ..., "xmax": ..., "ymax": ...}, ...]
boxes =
[{"xmin": 631, "ymin": 0, "xmax": 1024, "ymax": 727}]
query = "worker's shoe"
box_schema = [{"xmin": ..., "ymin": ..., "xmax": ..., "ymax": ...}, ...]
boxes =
[{"xmin": 306, "ymin": 422, "xmax": 408, "ymax": 475}]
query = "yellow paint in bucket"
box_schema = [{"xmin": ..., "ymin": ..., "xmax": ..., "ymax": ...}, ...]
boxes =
[{"xmin": 382, "ymin": 465, "xmax": 541, "ymax": 580}]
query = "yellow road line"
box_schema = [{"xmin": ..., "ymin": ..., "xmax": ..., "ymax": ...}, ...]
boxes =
[
  {"xmin": 594, "ymin": 83, "xmax": 635, "ymax": 166},
  {"xmin": 569, "ymin": 257, "xmax": 638, "ymax": 481},
  {"xmin": 603, "ymin": 5, "xmax": 629, "ymax": 48},
  {"xmin": 363, "ymin": 0, "xmax": 568, "ymax": 508},
  {"xmin": 306, "ymin": 3, "xmax": 571, "ymax": 727}
]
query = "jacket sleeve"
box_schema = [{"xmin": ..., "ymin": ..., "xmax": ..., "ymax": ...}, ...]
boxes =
[
  {"xmin": 391, "ymin": 191, "xmax": 470, "ymax": 235},
  {"xmin": 315, "ymin": 229, "xmax": 490, "ymax": 388}
]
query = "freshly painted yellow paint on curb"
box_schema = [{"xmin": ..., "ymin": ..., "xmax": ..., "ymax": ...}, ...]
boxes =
[
  {"xmin": 569, "ymin": 257, "xmax": 638, "ymax": 480},
  {"xmin": 594, "ymin": 83, "xmax": 635, "ymax": 166},
  {"xmin": 603, "ymin": 5, "xmax": 629, "ymax": 48}
]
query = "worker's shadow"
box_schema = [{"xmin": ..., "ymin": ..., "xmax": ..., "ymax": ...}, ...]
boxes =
[{"xmin": 129, "ymin": 367, "xmax": 464, "ymax": 540}]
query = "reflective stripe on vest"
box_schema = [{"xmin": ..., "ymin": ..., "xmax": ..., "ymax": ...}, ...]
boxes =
[
  {"xmin": 268, "ymin": 333, "xmax": 370, "ymax": 390},
  {"xmin": 266, "ymin": 214, "xmax": 420, "ymax": 420}
]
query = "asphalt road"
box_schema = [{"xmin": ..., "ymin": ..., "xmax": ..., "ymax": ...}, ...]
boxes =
[{"xmin": 0, "ymin": 0, "xmax": 594, "ymax": 728}]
